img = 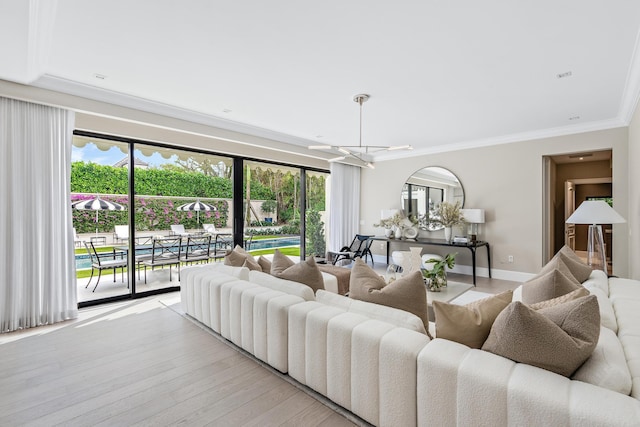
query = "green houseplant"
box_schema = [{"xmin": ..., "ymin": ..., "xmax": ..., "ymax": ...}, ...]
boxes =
[{"xmin": 421, "ymin": 253, "xmax": 456, "ymax": 291}]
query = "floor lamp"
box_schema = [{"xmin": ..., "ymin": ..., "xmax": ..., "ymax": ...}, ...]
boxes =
[{"xmin": 565, "ymin": 200, "xmax": 626, "ymax": 274}]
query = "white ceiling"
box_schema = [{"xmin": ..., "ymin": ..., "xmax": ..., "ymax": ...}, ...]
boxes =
[{"xmin": 2, "ymin": 0, "xmax": 640, "ymax": 163}]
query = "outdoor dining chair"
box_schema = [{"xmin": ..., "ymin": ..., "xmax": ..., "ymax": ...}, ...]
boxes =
[
  {"xmin": 141, "ymin": 236, "xmax": 182, "ymax": 283},
  {"xmin": 330, "ymin": 234, "xmax": 374, "ymax": 266},
  {"xmin": 211, "ymin": 233, "xmax": 233, "ymax": 261},
  {"xmin": 83, "ymin": 241, "xmax": 128, "ymax": 292},
  {"xmin": 180, "ymin": 235, "xmax": 212, "ymax": 265}
]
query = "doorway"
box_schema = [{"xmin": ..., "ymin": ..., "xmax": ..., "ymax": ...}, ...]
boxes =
[{"xmin": 542, "ymin": 150, "xmax": 613, "ymax": 268}]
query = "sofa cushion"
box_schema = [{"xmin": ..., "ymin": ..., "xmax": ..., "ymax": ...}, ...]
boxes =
[
  {"xmin": 274, "ymin": 254, "xmax": 325, "ymax": 294},
  {"xmin": 528, "ymin": 287, "xmax": 589, "ymax": 310},
  {"xmin": 248, "ymin": 270, "xmax": 315, "ymax": 301},
  {"xmin": 586, "ymin": 286, "xmax": 618, "ymax": 332},
  {"xmin": 572, "ymin": 326, "xmax": 632, "ymax": 395},
  {"xmin": 316, "ymin": 290, "xmax": 428, "ymax": 335},
  {"xmin": 582, "ymin": 269, "xmax": 609, "ymax": 295},
  {"xmin": 521, "ymin": 268, "xmax": 582, "ymax": 304},
  {"xmin": 433, "ymin": 290, "xmax": 512, "ymax": 348},
  {"xmin": 349, "ymin": 258, "xmax": 430, "ymax": 335},
  {"xmin": 482, "ymin": 296, "xmax": 600, "ymax": 377}
]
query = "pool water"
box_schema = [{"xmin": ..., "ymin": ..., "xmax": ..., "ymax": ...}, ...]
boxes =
[{"xmin": 75, "ymin": 236, "xmax": 301, "ymax": 270}]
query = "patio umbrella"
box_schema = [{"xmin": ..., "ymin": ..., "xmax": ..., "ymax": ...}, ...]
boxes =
[
  {"xmin": 72, "ymin": 196, "xmax": 126, "ymax": 236},
  {"xmin": 176, "ymin": 200, "xmax": 217, "ymax": 224}
]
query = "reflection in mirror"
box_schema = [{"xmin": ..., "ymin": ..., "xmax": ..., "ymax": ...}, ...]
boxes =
[{"xmin": 401, "ymin": 167, "xmax": 464, "ymax": 230}]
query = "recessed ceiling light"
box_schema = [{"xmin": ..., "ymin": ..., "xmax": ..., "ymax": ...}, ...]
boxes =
[
  {"xmin": 557, "ymin": 71, "xmax": 573, "ymax": 79},
  {"xmin": 316, "ymin": 135, "xmax": 324, "ymax": 138},
  {"xmin": 222, "ymin": 109, "xmax": 232, "ymax": 113},
  {"xmin": 93, "ymin": 73, "xmax": 107, "ymax": 80},
  {"xmin": 569, "ymin": 116, "xmax": 580, "ymax": 121}
]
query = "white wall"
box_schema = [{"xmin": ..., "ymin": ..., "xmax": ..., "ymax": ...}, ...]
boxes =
[
  {"xmin": 628, "ymin": 101, "xmax": 640, "ymax": 280},
  {"xmin": 360, "ymin": 127, "xmax": 630, "ymax": 280}
]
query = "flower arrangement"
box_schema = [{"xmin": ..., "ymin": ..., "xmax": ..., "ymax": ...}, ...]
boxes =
[
  {"xmin": 430, "ymin": 201, "xmax": 466, "ymax": 228},
  {"xmin": 374, "ymin": 212, "xmax": 404, "ymax": 229}
]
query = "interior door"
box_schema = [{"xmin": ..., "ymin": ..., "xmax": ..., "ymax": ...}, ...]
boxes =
[{"xmin": 565, "ymin": 180, "xmax": 576, "ymax": 249}]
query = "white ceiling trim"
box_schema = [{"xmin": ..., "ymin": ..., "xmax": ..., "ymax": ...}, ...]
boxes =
[
  {"xmin": 34, "ymin": 73, "xmax": 631, "ymax": 165},
  {"xmin": 619, "ymin": 29, "xmax": 640, "ymax": 124}
]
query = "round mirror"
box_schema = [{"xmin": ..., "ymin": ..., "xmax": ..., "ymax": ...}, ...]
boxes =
[{"xmin": 401, "ymin": 166, "xmax": 464, "ymax": 230}]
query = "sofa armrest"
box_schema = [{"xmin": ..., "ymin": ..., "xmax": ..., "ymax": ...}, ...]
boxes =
[{"xmin": 417, "ymin": 338, "xmax": 640, "ymax": 426}]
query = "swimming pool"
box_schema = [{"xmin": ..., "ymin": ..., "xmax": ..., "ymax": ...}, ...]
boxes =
[{"xmin": 75, "ymin": 236, "xmax": 301, "ymax": 270}]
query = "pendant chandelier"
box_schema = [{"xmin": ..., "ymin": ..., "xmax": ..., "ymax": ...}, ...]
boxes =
[{"xmin": 310, "ymin": 94, "xmax": 413, "ymax": 168}]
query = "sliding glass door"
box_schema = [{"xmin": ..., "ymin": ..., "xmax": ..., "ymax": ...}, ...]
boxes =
[{"xmin": 71, "ymin": 135, "xmax": 131, "ymax": 303}]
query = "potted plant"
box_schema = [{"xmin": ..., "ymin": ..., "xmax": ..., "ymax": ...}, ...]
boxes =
[
  {"xmin": 421, "ymin": 253, "xmax": 456, "ymax": 291},
  {"xmin": 430, "ymin": 201, "xmax": 466, "ymax": 241}
]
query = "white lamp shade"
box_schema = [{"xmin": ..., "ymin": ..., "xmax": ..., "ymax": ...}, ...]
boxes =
[
  {"xmin": 566, "ymin": 200, "xmax": 626, "ymax": 225},
  {"xmin": 461, "ymin": 209, "xmax": 485, "ymax": 223}
]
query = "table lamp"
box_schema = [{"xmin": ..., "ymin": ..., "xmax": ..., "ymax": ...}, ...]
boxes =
[
  {"xmin": 461, "ymin": 209, "xmax": 485, "ymax": 242},
  {"xmin": 565, "ymin": 200, "xmax": 625, "ymax": 274}
]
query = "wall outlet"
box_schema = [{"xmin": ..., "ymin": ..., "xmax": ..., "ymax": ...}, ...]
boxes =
[{"xmin": 508, "ymin": 255, "xmax": 514, "ymax": 263}]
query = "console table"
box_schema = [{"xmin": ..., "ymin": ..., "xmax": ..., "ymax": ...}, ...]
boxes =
[{"xmin": 371, "ymin": 236, "xmax": 491, "ymax": 286}]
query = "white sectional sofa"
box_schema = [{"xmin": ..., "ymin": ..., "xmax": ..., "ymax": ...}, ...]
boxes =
[{"xmin": 180, "ymin": 263, "xmax": 640, "ymax": 426}]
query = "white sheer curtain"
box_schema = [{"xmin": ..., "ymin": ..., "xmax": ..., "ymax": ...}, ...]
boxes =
[
  {"xmin": 328, "ymin": 163, "xmax": 361, "ymax": 252},
  {"xmin": 0, "ymin": 97, "xmax": 78, "ymax": 333}
]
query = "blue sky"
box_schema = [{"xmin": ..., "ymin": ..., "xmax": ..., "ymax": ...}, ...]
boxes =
[{"xmin": 72, "ymin": 142, "xmax": 176, "ymax": 167}]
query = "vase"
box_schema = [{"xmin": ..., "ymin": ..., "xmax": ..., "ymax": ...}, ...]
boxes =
[
  {"xmin": 384, "ymin": 228, "xmax": 394, "ymax": 238},
  {"xmin": 444, "ymin": 226, "xmax": 452, "ymax": 242},
  {"xmin": 427, "ymin": 275, "xmax": 447, "ymax": 292},
  {"xmin": 394, "ymin": 226, "xmax": 402, "ymax": 239}
]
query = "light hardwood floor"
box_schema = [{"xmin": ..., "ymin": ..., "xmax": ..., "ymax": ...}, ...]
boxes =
[
  {"xmin": 0, "ymin": 270, "xmax": 520, "ymax": 426},
  {"xmin": 0, "ymin": 294, "xmax": 361, "ymax": 427}
]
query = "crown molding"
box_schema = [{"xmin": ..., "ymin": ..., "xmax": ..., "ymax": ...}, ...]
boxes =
[
  {"xmin": 619, "ymin": 28, "xmax": 640, "ymax": 124},
  {"xmin": 33, "ymin": 74, "xmax": 323, "ymax": 149},
  {"xmin": 31, "ymin": 74, "xmax": 632, "ymax": 166},
  {"xmin": 373, "ymin": 117, "xmax": 627, "ymax": 162}
]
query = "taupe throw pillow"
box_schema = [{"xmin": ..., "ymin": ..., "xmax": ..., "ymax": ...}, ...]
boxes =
[
  {"xmin": 224, "ymin": 248, "xmax": 247, "ymax": 267},
  {"xmin": 433, "ymin": 290, "xmax": 513, "ymax": 348},
  {"xmin": 242, "ymin": 257, "xmax": 262, "ymax": 271},
  {"xmin": 529, "ymin": 287, "xmax": 589, "ymax": 310},
  {"xmin": 257, "ymin": 256, "xmax": 272, "ymax": 274},
  {"xmin": 349, "ymin": 259, "xmax": 431, "ymax": 337},
  {"xmin": 270, "ymin": 249, "xmax": 295, "ymax": 275},
  {"xmin": 554, "ymin": 246, "xmax": 593, "ymax": 283},
  {"xmin": 224, "ymin": 245, "xmax": 256, "ymax": 267},
  {"xmin": 482, "ymin": 295, "xmax": 600, "ymax": 377},
  {"xmin": 522, "ymin": 268, "xmax": 582, "ymax": 304},
  {"xmin": 276, "ymin": 255, "xmax": 325, "ymax": 294}
]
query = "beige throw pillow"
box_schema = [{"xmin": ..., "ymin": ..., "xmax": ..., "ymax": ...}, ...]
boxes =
[
  {"xmin": 522, "ymin": 268, "xmax": 582, "ymax": 304},
  {"xmin": 270, "ymin": 249, "xmax": 295, "ymax": 275},
  {"xmin": 258, "ymin": 256, "xmax": 272, "ymax": 273},
  {"xmin": 273, "ymin": 253, "xmax": 325, "ymax": 294},
  {"xmin": 529, "ymin": 287, "xmax": 589, "ymax": 310},
  {"xmin": 433, "ymin": 290, "xmax": 513, "ymax": 348},
  {"xmin": 555, "ymin": 246, "xmax": 593, "ymax": 283},
  {"xmin": 224, "ymin": 245, "xmax": 257, "ymax": 268},
  {"xmin": 349, "ymin": 259, "xmax": 431, "ymax": 337},
  {"xmin": 224, "ymin": 248, "xmax": 247, "ymax": 267},
  {"xmin": 482, "ymin": 295, "xmax": 600, "ymax": 377},
  {"xmin": 242, "ymin": 257, "xmax": 262, "ymax": 271}
]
